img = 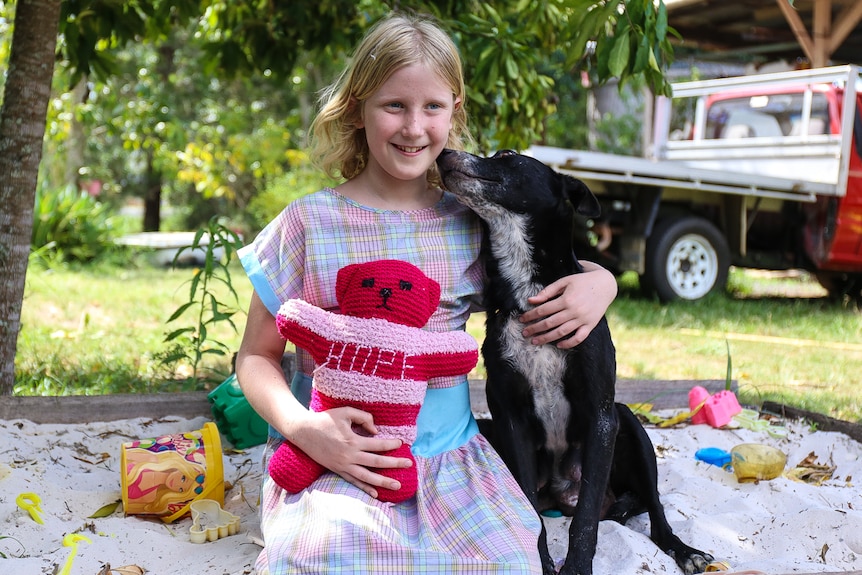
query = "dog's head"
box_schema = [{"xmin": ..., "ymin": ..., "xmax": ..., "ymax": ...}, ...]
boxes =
[{"xmin": 436, "ymin": 149, "xmax": 600, "ymax": 220}]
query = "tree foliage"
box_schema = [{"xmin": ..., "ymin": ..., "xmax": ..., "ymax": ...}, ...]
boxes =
[
  {"xmin": 1, "ymin": 0, "xmax": 677, "ymax": 394},
  {"xmin": 56, "ymin": 0, "xmax": 676, "ymax": 153}
]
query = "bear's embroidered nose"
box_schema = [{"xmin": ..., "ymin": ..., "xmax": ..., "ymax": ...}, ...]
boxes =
[{"xmin": 378, "ymin": 287, "xmax": 392, "ymax": 310}]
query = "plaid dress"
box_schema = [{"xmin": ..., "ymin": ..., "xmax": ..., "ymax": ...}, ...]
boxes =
[{"xmin": 239, "ymin": 189, "xmax": 543, "ymax": 574}]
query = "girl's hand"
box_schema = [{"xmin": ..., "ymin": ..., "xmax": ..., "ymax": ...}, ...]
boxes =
[
  {"xmin": 289, "ymin": 406, "xmax": 413, "ymax": 499},
  {"xmin": 519, "ymin": 261, "xmax": 617, "ymax": 349}
]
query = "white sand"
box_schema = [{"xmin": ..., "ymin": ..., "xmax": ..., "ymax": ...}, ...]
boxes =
[{"xmin": 2, "ymin": 412, "xmax": 861, "ymax": 575}]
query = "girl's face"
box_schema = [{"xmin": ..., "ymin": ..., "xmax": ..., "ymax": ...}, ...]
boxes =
[
  {"xmin": 358, "ymin": 63, "xmax": 460, "ymax": 186},
  {"xmin": 165, "ymin": 468, "xmax": 189, "ymax": 493}
]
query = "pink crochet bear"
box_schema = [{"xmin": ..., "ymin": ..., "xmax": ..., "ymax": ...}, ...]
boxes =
[{"xmin": 268, "ymin": 259, "xmax": 479, "ymax": 503}]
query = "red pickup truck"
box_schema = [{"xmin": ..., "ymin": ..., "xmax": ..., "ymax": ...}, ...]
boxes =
[{"xmin": 530, "ymin": 65, "xmax": 862, "ymax": 302}]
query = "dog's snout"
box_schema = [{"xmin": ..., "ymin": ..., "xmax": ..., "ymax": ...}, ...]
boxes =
[
  {"xmin": 437, "ymin": 149, "xmax": 458, "ymax": 171},
  {"xmin": 492, "ymin": 149, "xmax": 518, "ymax": 159}
]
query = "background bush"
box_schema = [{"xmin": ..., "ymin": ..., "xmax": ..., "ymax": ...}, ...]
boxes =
[{"xmin": 31, "ymin": 186, "xmax": 119, "ymax": 263}]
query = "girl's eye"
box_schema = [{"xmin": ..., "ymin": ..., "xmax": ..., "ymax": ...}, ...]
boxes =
[{"xmin": 386, "ymin": 102, "xmax": 404, "ymax": 110}]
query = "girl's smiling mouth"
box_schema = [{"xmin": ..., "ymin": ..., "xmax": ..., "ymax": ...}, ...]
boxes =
[{"xmin": 394, "ymin": 144, "xmax": 426, "ymax": 153}]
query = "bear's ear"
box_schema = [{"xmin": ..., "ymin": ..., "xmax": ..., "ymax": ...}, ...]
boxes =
[{"xmin": 336, "ymin": 263, "xmax": 363, "ymax": 305}]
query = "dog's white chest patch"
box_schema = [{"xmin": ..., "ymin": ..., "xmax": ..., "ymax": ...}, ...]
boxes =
[{"xmin": 501, "ymin": 317, "xmax": 569, "ymax": 453}]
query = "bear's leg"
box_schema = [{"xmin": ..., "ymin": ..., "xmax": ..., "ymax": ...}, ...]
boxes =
[
  {"xmin": 268, "ymin": 440, "xmax": 325, "ymax": 493},
  {"xmin": 374, "ymin": 443, "xmax": 418, "ymax": 503}
]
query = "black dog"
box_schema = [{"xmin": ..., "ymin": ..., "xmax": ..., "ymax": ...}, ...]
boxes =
[{"xmin": 437, "ymin": 149, "xmax": 713, "ymax": 575}]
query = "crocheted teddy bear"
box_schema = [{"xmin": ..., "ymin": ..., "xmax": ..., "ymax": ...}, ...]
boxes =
[{"xmin": 268, "ymin": 259, "xmax": 479, "ymax": 503}]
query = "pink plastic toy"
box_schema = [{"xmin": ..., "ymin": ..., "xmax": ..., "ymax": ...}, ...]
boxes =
[{"xmin": 689, "ymin": 386, "xmax": 742, "ymax": 427}]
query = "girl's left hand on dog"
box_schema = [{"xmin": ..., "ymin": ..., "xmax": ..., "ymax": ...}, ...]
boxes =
[{"xmin": 520, "ymin": 261, "xmax": 617, "ymax": 349}]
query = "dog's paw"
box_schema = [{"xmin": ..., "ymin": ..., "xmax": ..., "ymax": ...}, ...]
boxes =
[{"xmin": 669, "ymin": 546, "xmax": 715, "ymax": 575}]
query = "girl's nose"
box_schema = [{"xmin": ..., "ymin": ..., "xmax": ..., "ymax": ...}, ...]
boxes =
[{"xmin": 402, "ymin": 112, "xmax": 423, "ymax": 137}]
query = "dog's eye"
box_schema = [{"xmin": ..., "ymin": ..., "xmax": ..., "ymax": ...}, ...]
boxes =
[
  {"xmin": 361, "ymin": 278, "xmax": 375, "ymax": 288},
  {"xmin": 399, "ymin": 280, "xmax": 412, "ymax": 291},
  {"xmin": 493, "ymin": 149, "xmax": 517, "ymax": 158}
]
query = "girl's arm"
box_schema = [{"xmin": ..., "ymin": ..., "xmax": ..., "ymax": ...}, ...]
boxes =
[
  {"xmin": 518, "ymin": 260, "xmax": 618, "ymax": 349},
  {"xmin": 235, "ymin": 292, "xmax": 411, "ymax": 498}
]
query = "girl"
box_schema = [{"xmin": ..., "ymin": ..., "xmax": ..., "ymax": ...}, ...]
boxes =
[{"xmin": 236, "ymin": 12, "xmax": 618, "ymax": 574}]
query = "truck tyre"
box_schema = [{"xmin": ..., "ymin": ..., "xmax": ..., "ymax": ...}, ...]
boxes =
[
  {"xmin": 815, "ymin": 271, "xmax": 862, "ymax": 306},
  {"xmin": 643, "ymin": 216, "xmax": 730, "ymax": 302}
]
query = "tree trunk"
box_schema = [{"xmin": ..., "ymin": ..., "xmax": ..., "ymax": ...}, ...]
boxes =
[
  {"xmin": 0, "ymin": 0, "xmax": 62, "ymax": 395},
  {"xmin": 142, "ymin": 150, "xmax": 162, "ymax": 232},
  {"xmin": 141, "ymin": 43, "xmax": 176, "ymax": 233}
]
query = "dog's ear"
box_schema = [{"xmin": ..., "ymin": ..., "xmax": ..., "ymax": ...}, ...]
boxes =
[{"xmin": 563, "ymin": 174, "xmax": 601, "ymax": 218}]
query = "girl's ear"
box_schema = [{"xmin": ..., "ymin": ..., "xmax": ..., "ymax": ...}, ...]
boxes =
[{"xmin": 450, "ymin": 96, "xmax": 462, "ymax": 130}]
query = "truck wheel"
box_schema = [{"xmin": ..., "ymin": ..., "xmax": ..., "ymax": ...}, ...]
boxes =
[
  {"xmin": 643, "ymin": 216, "xmax": 730, "ymax": 302},
  {"xmin": 815, "ymin": 272, "xmax": 862, "ymax": 305}
]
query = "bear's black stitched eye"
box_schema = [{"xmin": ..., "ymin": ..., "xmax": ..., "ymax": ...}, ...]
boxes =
[
  {"xmin": 362, "ymin": 278, "xmax": 375, "ymax": 288},
  {"xmin": 399, "ymin": 280, "xmax": 412, "ymax": 291}
]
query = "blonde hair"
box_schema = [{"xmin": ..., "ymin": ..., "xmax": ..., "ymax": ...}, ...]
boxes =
[{"xmin": 309, "ymin": 13, "xmax": 471, "ymax": 187}]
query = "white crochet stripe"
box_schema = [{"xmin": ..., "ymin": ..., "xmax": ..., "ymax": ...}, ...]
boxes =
[
  {"xmin": 314, "ymin": 367, "xmax": 426, "ymax": 405},
  {"xmin": 278, "ymin": 299, "xmax": 478, "ymax": 355},
  {"xmin": 375, "ymin": 424, "xmax": 418, "ymax": 444}
]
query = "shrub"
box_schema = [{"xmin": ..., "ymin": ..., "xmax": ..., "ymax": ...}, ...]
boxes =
[{"xmin": 31, "ymin": 186, "xmax": 116, "ymax": 263}]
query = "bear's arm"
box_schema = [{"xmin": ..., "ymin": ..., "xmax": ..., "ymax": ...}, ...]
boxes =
[
  {"xmin": 410, "ymin": 348, "xmax": 479, "ymax": 379},
  {"xmin": 275, "ymin": 304, "xmax": 334, "ymax": 366},
  {"xmin": 406, "ymin": 329, "xmax": 479, "ymax": 380}
]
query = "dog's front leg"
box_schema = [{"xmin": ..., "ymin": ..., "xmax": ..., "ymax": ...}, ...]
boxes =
[
  {"xmin": 560, "ymin": 399, "xmax": 618, "ymax": 575},
  {"xmin": 483, "ymin": 369, "xmax": 557, "ymax": 573},
  {"xmin": 559, "ymin": 325, "xmax": 619, "ymax": 575}
]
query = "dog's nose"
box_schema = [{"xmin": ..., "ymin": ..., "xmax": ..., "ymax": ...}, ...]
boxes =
[
  {"xmin": 436, "ymin": 149, "xmax": 456, "ymax": 170},
  {"xmin": 380, "ymin": 288, "xmax": 392, "ymax": 298}
]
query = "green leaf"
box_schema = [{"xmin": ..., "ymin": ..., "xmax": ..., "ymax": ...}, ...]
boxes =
[
  {"xmin": 656, "ymin": 2, "xmax": 669, "ymax": 42},
  {"xmin": 608, "ymin": 29, "xmax": 631, "ymax": 77},
  {"xmin": 648, "ymin": 47, "xmax": 660, "ymax": 72},
  {"xmin": 483, "ymin": 2, "xmax": 504, "ymax": 27},
  {"xmin": 627, "ymin": 0, "xmax": 645, "ymax": 26},
  {"xmin": 164, "ymin": 327, "xmax": 195, "ymax": 342},
  {"xmin": 725, "ymin": 340, "xmax": 733, "ymax": 391},
  {"xmin": 504, "ymin": 55, "xmax": 519, "ymax": 80},
  {"xmin": 89, "ymin": 499, "xmax": 122, "ymax": 518},
  {"xmin": 166, "ymin": 302, "xmax": 195, "ymax": 323}
]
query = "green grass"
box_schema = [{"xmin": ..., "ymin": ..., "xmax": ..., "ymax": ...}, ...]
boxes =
[
  {"xmin": 16, "ymin": 259, "xmax": 251, "ymax": 394},
  {"xmin": 15, "ymin": 263, "xmax": 862, "ymax": 422}
]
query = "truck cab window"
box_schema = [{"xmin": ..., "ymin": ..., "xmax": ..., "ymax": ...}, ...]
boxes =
[{"xmin": 705, "ymin": 92, "xmax": 829, "ymax": 139}]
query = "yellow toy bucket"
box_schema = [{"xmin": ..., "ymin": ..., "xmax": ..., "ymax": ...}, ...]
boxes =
[{"xmin": 120, "ymin": 422, "xmax": 224, "ymax": 523}]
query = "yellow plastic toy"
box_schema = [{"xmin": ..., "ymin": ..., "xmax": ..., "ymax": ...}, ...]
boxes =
[
  {"xmin": 59, "ymin": 533, "xmax": 92, "ymax": 575},
  {"xmin": 16, "ymin": 492, "xmax": 44, "ymax": 524}
]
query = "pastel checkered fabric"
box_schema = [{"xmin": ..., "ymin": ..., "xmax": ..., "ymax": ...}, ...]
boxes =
[
  {"xmin": 255, "ymin": 432, "xmax": 543, "ymax": 574},
  {"xmin": 239, "ymin": 189, "xmax": 543, "ymax": 573}
]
